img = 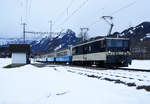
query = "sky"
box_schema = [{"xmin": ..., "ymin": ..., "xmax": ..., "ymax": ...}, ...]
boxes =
[{"xmin": 0, "ymin": 0, "xmax": 150, "ymax": 38}]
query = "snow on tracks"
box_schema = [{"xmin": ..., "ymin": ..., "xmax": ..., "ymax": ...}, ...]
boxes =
[{"xmin": 57, "ymin": 66, "xmax": 150, "ymax": 92}]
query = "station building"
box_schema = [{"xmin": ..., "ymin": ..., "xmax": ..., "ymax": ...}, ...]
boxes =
[{"xmin": 9, "ymin": 44, "xmax": 30, "ymax": 64}]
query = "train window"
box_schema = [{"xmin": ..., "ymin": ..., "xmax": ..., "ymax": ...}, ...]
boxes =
[
  {"xmin": 83, "ymin": 45, "xmax": 88, "ymax": 54},
  {"xmin": 107, "ymin": 40, "xmax": 123, "ymax": 47},
  {"xmin": 72, "ymin": 46, "xmax": 83, "ymax": 55},
  {"xmin": 123, "ymin": 40, "xmax": 129, "ymax": 47},
  {"xmin": 74, "ymin": 47, "xmax": 78, "ymax": 55},
  {"xmin": 89, "ymin": 46, "xmax": 91, "ymax": 52},
  {"xmin": 57, "ymin": 51, "xmax": 68, "ymax": 56},
  {"xmin": 101, "ymin": 40, "xmax": 106, "ymax": 48},
  {"xmin": 78, "ymin": 46, "xmax": 83, "ymax": 54},
  {"xmin": 91, "ymin": 41, "xmax": 101, "ymax": 53},
  {"xmin": 73, "ymin": 40, "xmax": 107, "ymax": 55},
  {"xmin": 64, "ymin": 51, "xmax": 67, "ymax": 56},
  {"xmin": 72, "ymin": 48, "xmax": 76, "ymax": 55}
]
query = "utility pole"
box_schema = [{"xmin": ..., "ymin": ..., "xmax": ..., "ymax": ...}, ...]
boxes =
[
  {"xmin": 80, "ymin": 28, "xmax": 89, "ymax": 41},
  {"xmin": 21, "ymin": 23, "xmax": 27, "ymax": 43},
  {"xmin": 48, "ymin": 20, "xmax": 53, "ymax": 39},
  {"xmin": 102, "ymin": 16, "xmax": 114, "ymax": 36}
]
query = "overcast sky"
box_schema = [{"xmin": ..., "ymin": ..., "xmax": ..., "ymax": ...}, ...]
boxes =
[{"xmin": 0, "ymin": 0, "xmax": 150, "ymax": 38}]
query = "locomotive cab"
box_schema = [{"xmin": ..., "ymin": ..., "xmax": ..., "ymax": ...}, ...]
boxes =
[{"xmin": 105, "ymin": 38, "xmax": 132, "ymax": 67}]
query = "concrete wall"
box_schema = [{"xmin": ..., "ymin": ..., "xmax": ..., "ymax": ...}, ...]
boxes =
[{"xmin": 12, "ymin": 53, "xmax": 26, "ymax": 64}]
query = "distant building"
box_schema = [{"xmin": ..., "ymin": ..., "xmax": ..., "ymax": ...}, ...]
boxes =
[{"xmin": 9, "ymin": 44, "xmax": 30, "ymax": 64}]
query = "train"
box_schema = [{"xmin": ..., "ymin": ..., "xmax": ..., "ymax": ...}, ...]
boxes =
[{"xmin": 35, "ymin": 37, "xmax": 132, "ymax": 68}]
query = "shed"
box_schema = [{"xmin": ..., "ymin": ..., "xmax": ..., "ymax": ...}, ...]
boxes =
[{"xmin": 9, "ymin": 44, "xmax": 30, "ymax": 64}]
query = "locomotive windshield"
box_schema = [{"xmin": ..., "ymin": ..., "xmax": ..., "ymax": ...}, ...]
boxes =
[
  {"xmin": 107, "ymin": 40, "xmax": 123, "ymax": 47},
  {"xmin": 106, "ymin": 39, "xmax": 129, "ymax": 51}
]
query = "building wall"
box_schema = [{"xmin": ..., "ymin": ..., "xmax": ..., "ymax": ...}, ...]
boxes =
[{"xmin": 12, "ymin": 53, "xmax": 26, "ymax": 64}]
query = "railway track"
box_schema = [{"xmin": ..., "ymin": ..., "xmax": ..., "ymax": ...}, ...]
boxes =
[
  {"xmin": 117, "ymin": 67, "xmax": 150, "ymax": 72},
  {"xmin": 32, "ymin": 62, "xmax": 150, "ymax": 92},
  {"xmin": 32, "ymin": 62, "xmax": 150, "ymax": 72},
  {"xmin": 57, "ymin": 65, "xmax": 150, "ymax": 92}
]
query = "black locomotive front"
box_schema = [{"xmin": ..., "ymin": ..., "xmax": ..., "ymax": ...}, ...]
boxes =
[{"xmin": 105, "ymin": 38, "xmax": 132, "ymax": 67}]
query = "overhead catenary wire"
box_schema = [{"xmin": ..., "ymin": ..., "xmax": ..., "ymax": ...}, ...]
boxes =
[
  {"xmin": 88, "ymin": 0, "xmax": 137, "ymax": 28},
  {"xmin": 57, "ymin": 0, "xmax": 89, "ymax": 29},
  {"xmin": 18, "ymin": 0, "xmax": 23, "ymax": 7},
  {"xmin": 110, "ymin": 1, "xmax": 137, "ymax": 16},
  {"xmin": 25, "ymin": 0, "xmax": 29, "ymax": 22},
  {"xmin": 24, "ymin": 0, "xmax": 32, "ymax": 23},
  {"xmin": 54, "ymin": 0, "xmax": 76, "ymax": 24},
  {"xmin": 28, "ymin": 0, "xmax": 32, "ymax": 18}
]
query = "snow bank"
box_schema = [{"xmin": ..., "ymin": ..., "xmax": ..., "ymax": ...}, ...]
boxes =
[
  {"xmin": 0, "ymin": 58, "xmax": 11, "ymax": 68},
  {"xmin": 128, "ymin": 60, "xmax": 150, "ymax": 70}
]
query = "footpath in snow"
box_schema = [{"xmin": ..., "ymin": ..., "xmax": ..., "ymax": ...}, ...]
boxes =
[{"xmin": 0, "ymin": 58, "xmax": 150, "ymax": 104}]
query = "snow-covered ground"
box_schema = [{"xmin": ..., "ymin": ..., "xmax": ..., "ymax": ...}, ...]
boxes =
[
  {"xmin": 127, "ymin": 60, "xmax": 150, "ymax": 70},
  {"xmin": 0, "ymin": 58, "xmax": 150, "ymax": 104}
]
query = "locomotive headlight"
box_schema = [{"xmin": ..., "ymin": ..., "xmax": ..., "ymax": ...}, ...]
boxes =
[
  {"xmin": 127, "ymin": 51, "xmax": 130, "ymax": 55},
  {"xmin": 108, "ymin": 51, "xmax": 111, "ymax": 55}
]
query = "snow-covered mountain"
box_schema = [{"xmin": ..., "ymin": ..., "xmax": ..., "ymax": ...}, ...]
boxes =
[
  {"xmin": 0, "ymin": 37, "xmax": 41, "ymax": 46},
  {"xmin": 31, "ymin": 29, "xmax": 78, "ymax": 53},
  {"xmin": 0, "ymin": 38, "xmax": 20, "ymax": 45},
  {"xmin": 120, "ymin": 22, "xmax": 150, "ymax": 52}
]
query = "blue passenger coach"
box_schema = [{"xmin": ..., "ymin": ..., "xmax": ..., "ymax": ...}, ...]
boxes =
[
  {"xmin": 46, "ymin": 52, "xmax": 56, "ymax": 62},
  {"xmin": 55, "ymin": 47, "xmax": 72, "ymax": 63}
]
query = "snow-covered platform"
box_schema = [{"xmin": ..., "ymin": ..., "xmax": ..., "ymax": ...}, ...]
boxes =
[{"xmin": 0, "ymin": 58, "xmax": 150, "ymax": 104}]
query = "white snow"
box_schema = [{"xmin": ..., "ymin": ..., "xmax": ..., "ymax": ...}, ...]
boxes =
[
  {"xmin": 0, "ymin": 58, "xmax": 150, "ymax": 104},
  {"xmin": 127, "ymin": 60, "xmax": 150, "ymax": 70},
  {"xmin": 55, "ymin": 45, "xmax": 62, "ymax": 51},
  {"xmin": 0, "ymin": 58, "xmax": 11, "ymax": 68},
  {"xmin": 129, "ymin": 30, "xmax": 134, "ymax": 34}
]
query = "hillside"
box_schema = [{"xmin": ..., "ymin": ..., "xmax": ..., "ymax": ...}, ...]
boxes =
[
  {"xmin": 116, "ymin": 22, "xmax": 150, "ymax": 59},
  {"xmin": 31, "ymin": 29, "xmax": 78, "ymax": 53}
]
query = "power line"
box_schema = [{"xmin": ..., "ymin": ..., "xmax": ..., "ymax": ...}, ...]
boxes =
[
  {"xmin": 28, "ymin": 0, "xmax": 32, "ymax": 18},
  {"xmin": 25, "ymin": 0, "xmax": 29, "ymax": 22},
  {"xmin": 54, "ymin": 0, "xmax": 76, "ymax": 24},
  {"xmin": 18, "ymin": 0, "xmax": 23, "ymax": 7},
  {"xmin": 110, "ymin": 1, "xmax": 136, "ymax": 15},
  {"xmin": 58, "ymin": 0, "xmax": 89, "ymax": 28},
  {"xmin": 88, "ymin": 20, "xmax": 101, "ymax": 27},
  {"xmin": 88, "ymin": 1, "xmax": 137, "ymax": 28}
]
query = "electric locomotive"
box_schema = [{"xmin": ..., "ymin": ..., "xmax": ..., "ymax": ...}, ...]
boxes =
[{"xmin": 72, "ymin": 37, "xmax": 132, "ymax": 67}]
